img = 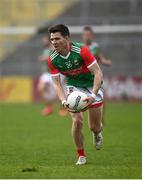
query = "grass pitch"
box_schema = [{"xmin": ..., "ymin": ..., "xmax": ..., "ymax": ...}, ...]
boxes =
[{"xmin": 0, "ymin": 102, "xmax": 142, "ymax": 178}]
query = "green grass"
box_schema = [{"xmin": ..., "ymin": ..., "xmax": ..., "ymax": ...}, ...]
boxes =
[{"xmin": 0, "ymin": 102, "xmax": 142, "ymax": 178}]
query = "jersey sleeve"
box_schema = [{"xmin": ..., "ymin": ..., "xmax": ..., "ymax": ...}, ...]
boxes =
[
  {"xmin": 47, "ymin": 57, "xmax": 60, "ymax": 76},
  {"xmin": 80, "ymin": 46, "xmax": 97, "ymax": 68}
]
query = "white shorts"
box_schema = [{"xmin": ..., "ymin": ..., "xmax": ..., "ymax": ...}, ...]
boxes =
[
  {"xmin": 39, "ymin": 73, "xmax": 52, "ymax": 84},
  {"xmin": 39, "ymin": 73, "xmax": 56, "ymax": 100},
  {"xmin": 66, "ymin": 85, "xmax": 104, "ymax": 108},
  {"xmin": 39, "ymin": 73, "xmax": 66, "ymax": 101}
]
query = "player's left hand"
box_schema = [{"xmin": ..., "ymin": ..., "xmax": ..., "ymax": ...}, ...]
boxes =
[
  {"xmin": 83, "ymin": 93, "xmax": 96, "ymax": 107},
  {"xmin": 80, "ymin": 95, "xmax": 95, "ymax": 112},
  {"xmin": 83, "ymin": 96, "xmax": 95, "ymax": 106}
]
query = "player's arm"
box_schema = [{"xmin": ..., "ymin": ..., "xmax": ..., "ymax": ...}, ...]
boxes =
[
  {"xmin": 47, "ymin": 57, "xmax": 76, "ymax": 112},
  {"xmin": 47, "ymin": 57, "xmax": 66, "ymax": 102},
  {"xmin": 81, "ymin": 46, "xmax": 103, "ymax": 105},
  {"xmin": 89, "ymin": 62, "xmax": 103, "ymax": 95},
  {"xmin": 97, "ymin": 53, "xmax": 112, "ymax": 66},
  {"xmin": 51, "ymin": 75, "xmax": 66, "ymax": 102},
  {"xmin": 81, "ymin": 62, "xmax": 103, "ymax": 110},
  {"xmin": 52, "ymin": 75, "xmax": 77, "ymax": 112}
]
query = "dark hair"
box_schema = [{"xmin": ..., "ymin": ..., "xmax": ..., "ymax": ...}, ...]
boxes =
[
  {"xmin": 83, "ymin": 26, "xmax": 94, "ymax": 34},
  {"xmin": 48, "ymin": 24, "xmax": 70, "ymax": 37}
]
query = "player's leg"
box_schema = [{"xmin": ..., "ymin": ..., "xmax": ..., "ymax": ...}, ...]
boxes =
[
  {"xmin": 38, "ymin": 82, "xmax": 54, "ymax": 115},
  {"xmin": 70, "ymin": 112, "xmax": 86, "ymax": 165},
  {"xmin": 66, "ymin": 85, "xmax": 86, "ymax": 164},
  {"xmin": 86, "ymin": 86, "xmax": 104, "ymax": 150},
  {"xmin": 37, "ymin": 79, "xmax": 46, "ymax": 97},
  {"xmin": 88, "ymin": 105, "xmax": 103, "ymax": 150},
  {"xmin": 37, "ymin": 73, "xmax": 55, "ymax": 115}
]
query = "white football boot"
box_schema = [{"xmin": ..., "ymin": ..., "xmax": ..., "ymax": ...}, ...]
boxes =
[
  {"xmin": 76, "ymin": 156, "xmax": 86, "ymax": 165},
  {"xmin": 93, "ymin": 132, "xmax": 103, "ymax": 150}
]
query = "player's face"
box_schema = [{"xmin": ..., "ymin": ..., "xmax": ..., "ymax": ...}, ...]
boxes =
[
  {"xmin": 82, "ymin": 30, "xmax": 94, "ymax": 45},
  {"xmin": 50, "ymin": 32, "xmax": 68, "ymax": 53}
]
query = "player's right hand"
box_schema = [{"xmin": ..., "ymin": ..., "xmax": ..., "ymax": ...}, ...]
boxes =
[
  {"xmin": 61, "ymin": 100, "xmax": 69, "ymax": 108},
  {"xmin": 62, "ymin": 100, "xmax": 79, "ymax": 113}
]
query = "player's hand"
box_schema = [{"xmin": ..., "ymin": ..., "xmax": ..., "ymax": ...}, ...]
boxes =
[
  {"xmin": 61, "ymin": 100, "xmax": 69, "ymax": 108},
  {"xmin": 62, "ymin": 100, "xmax": 79, "ymax": 113},
  {"xmin": 83, "ymin": 93, "xmax": 96, "ymax": 107},
  {"xmin": 83, "ymin": 96, "xmax": 94, "ymax": 106},
  {"xmin": 80, "ymin": 96, "xmax": 95, "ymax": 112}
]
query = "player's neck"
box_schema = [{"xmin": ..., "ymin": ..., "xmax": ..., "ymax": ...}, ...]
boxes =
[{"xmin": 60, "ymin": 43, "xmax": 70, "ymax": 56}]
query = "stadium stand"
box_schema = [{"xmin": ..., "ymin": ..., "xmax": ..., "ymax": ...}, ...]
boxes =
[
  {"xmin": 0, "ymin": 0, "xmax": 75, "ymax": 64},
  {"xmin": 0, "ymin": 0, "xmax": 74, "ymax": 26},
  {"xmin": 0, "ymin": 0, "xmax": 142, "ymax": 77},
  {"xmin": 54, "ymin": 0, "xmax": 142, "ymax": 25}
]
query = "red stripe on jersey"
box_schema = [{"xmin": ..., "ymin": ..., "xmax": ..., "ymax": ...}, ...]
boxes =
[
  {"xmin": 80, "ymin": 46, "xmax": 96, "ymax": 67},
  {"xmin": 47, "ymin": 57, "xmax": 59, "ymax": 75}
]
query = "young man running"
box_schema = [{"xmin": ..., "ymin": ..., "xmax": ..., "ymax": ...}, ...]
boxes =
[{"xmin": 48, "ymin": 24, "xmax": 104, "ymax": 165}]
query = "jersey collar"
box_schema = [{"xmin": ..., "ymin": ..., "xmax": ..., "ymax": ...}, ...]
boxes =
[
  {"xmin": 58, "ymin": 42, "xmax": 72, "ymax": 59},
  {"xmin": 60, "ymin": 52, "xmax": 71, "ymax": 59}
]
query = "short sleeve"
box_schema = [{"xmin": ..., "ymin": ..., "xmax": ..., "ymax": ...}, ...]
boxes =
[
  {"xmin": 47, "ymin": 57, "xmax": 60, "ymax": 76},
  {"xmin": 80, "ymin": 46, "xmax": 96, "ymax": 68}
]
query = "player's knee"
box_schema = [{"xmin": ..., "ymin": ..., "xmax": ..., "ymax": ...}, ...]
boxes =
[
  {"xmin": 73, "ymin": 120, "xmax": 83, "ymax": 130},
  {"xmin": 89, "ymin": 126, "xmax": 95, "ymax": 132},
  {"xmin": 72, "ymin": 115, "xmax": 83, "ymax": 129},
  {"xmin": 89, "ymin": 124, "xmax": 102, "ymax": 133}
]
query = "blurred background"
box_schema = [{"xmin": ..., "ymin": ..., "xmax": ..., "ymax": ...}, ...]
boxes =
[
  {"xmin": 0, "ymin": 1, "xmax": 142, "ymax": 178},
  {"xmin": 0, "ymin": 0, "xmax": 142, "ymax": 103}
]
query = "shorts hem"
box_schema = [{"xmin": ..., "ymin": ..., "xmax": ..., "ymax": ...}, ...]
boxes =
[{"xmin": 89, "ymin": 102, "xmax": 103, "ymax": 108}]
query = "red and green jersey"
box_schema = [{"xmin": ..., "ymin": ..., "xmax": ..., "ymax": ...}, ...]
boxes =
[
  {"xmin": 47, "ymin": 42, "xmax": 97, "ymax": 88},
  {"xmin": 88, "ymin": 42, "xmax": 100, "ymax": 56}
]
